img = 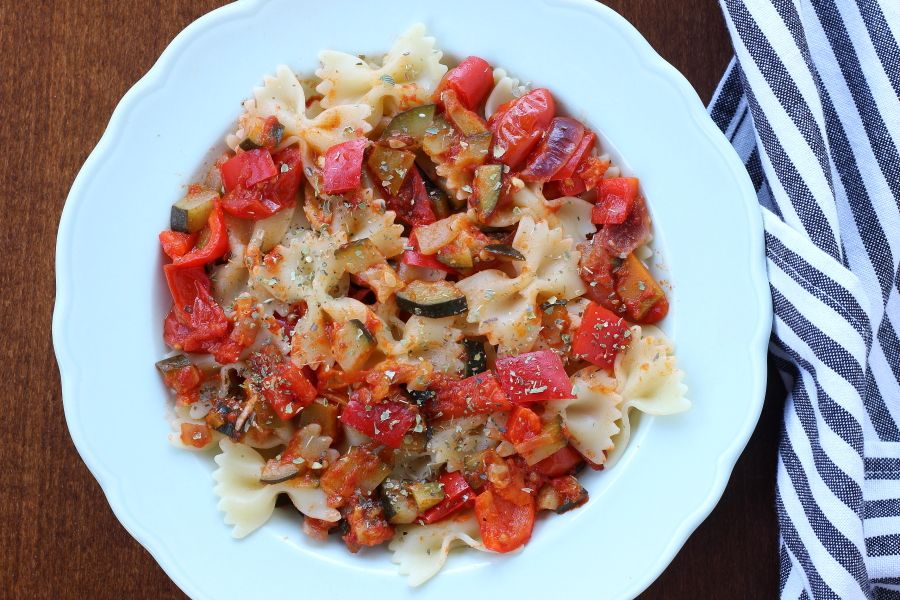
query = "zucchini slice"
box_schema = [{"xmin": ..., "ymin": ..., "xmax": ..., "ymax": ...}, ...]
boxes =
[
  {"xmin": 239, "ymin": 116, "xmax": 285, "ymax": 150},
  {"xmin": 436, "ymin": 242, "xmax": 473, "ymax": 270},
  {"xmin": 484, "ymin": 244, "xmax": 525, "ymax": 262},
  {"xmin": 396, "ymin": 280, "xmax": 468, "ymax": 318},
  {"xmin": 155, "ymin": 354, "xmax": 191, "ymax": 374},
  {"xmin": 330, "ymin": 319, "xmax": 376, "ymax": 372},
  {"xmin": 380, "ymin": 480, "xmax": 419, "ymax": 525},
  {"xmin": 334, "ymin": 238, "xmax": 384, "ymax": 274},
  {"xmin": 471, "ymin": 164, "xmax": 503, "ymax": 222},
  {"xmin": 380, "ymin": 104, "xmax": 436, "ymax": 141},
  {"xmin": 408, "ymin": 481, "xmax": 446, "ymax": 512},
  {"xmin": 170, "ymin": 188, "xmax": 218, "ymax": 233},
  {"xmin": 367, "ymin": 145, "xmax": 416, "ymax": 196},
  {"xmin": 463, "ymin": 339, "xmax": 487, "ymax": 377},
  {"xmin": 422, "ymin": 115, "xmax": 458, "ymax": 158},
  {"xmin": 407, "ymin": 389, "xmax": 436, "ymax": 405}
]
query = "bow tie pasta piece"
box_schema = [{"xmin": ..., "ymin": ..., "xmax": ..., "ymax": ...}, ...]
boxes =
[
  {"xmin": 545, "ymin": 368, "xmax": 622, "ymax": 466},
  {"xmin": 235, "ymin": 65, "xmax": 372, "ymax": 154},
  {"xmin": 427, "ymin": 415, "xmax": 498, "ymax": 472},
  {"xmin": 484, "ymin": 68, "xmax": 529, "ymax": 119},
  {"xmin": 250, "ymin": 229, "xmax": 349, "ymax": 304},
  {"xmin": 316, "ymin": 24, "xmax": 448, "ymax": 125},
  {"xmin": 457, "ymin": 216, "xmax": 585, "ymax": 355},
  {"xmin": 330, "ymin": 200, "xmax": 406, "ymax": 259},
  {"xmin": 554, "ymin": 195, "xmax": 596, "ymax": 244},
  {"xmin": 389, "ymin": 511, "xmax": 491, "ymax": 587},
  {"xmin": 386, "ymin": 315, "xmax": 465, "ymax": 377},
  {"xmin": 605, "ymin": 325, "xmax": 690, "ymax": 467},
  {"xmin": 212, "ymin": 439, "xmax": 339, "ymax": 539}
]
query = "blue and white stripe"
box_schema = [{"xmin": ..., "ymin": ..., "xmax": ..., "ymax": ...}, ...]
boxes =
[{"xmin": 708, "ymin": 0, "xmax": 900, "ymax": 597}]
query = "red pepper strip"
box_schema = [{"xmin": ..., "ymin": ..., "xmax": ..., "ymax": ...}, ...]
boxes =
[
  {"xmin": 424, "ymin": 372, "xmax": 512, "ymax": 420},
  {"xmin": 488, "ymin": 88, "xmax": 556, "ymax": 169},
  {"xmin": 474, "ymin": 486, "xmax": 535, "ymax": 553},
  {"xmin": 494, "ymin": 350, "xmax": 574, "ymax": 404},
  {"xmin": 532, "ymin": 445, "xmax": 584, "ymax": 477},
  {"xmin": 571, "ymin": 301, "xmax": 632, "ymax": 370},
  {"xmin": 591, "ymin": 177, "xmax": 639, "ymax": 225},
  {"xmin": 519, "ymin": 117, "xmax": 585, "ymax": 182},
  {"xmin": 322, "ymin": 138, "xmax": 368, "ymax": 194},
  {"xmin": 262, "ymin": 362, "xmax": 317, "ymax": 420},
  {"xmin": 505, "ymin": 405, "xmax": 542, "ymax": 445},
  {"xmin": 400, "ymin": 231, "xmax": 458, "ymax": 273},
  {"xmin": 171, "ymin": 200, "xmax": 229, "ymax": 268},
  {"xmin": 159, "ymin": 230, "xmax": 197, "ymax": 259},
  {"xmin": 339, "ymin": 398, "xmax": 417, "ymax": 449},
  {"xmin": 220, "ymin": 148, "xmax": 278, "ymax": 191},
  {"xmin": 434, "ymin": 56, "xmax": 494, "ymax": 110},
  {"xmin": 552, "ymin": 131, "xmax": 596, "ymax": 182},
  {"xmin": 420, "ymin": 472, "xmax": 476, "ymax": 524}
]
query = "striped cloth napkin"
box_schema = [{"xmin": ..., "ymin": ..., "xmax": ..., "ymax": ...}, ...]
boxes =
[{"xmin": 707, "ymin": 1, "xmax": 900, "ymax": 597}]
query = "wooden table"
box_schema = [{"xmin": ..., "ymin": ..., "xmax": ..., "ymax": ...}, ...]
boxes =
[{"xmin": 0, "ymin": 1, "xmax": 782, "ymax": 597}]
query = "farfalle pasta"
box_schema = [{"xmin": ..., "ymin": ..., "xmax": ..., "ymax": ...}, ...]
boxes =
[{"xmin": 154, "ymin": 26, "xmax": 688, "ymax": 586}]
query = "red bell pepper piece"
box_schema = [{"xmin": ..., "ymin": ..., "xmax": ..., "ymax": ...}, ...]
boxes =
[
  {"xmin": 552, "ymin": 131, "xmax": 596, "ymax": 182},
  {"xmin": 474, "ymin": 486, "xmax": 535, "ymax": 553},
  {"xmin": 591, "ymin": 177, "xmax": 639, "ymax": 225},
  {"xmin": 505, "ymin": 405, "xmax": 541, "ymax": 445},
  {"xmin": 571, "ymin": 301, "xmax": 632, "ymax": 370},
  {"xmin": 424, "ymin": 372, "xmax": 512, "ymax": 420},
  {"xmin": 220, "ymin": 148, "xmax": 278, "ymax": 191},
  {"xmin": 262, "ymin": 362, "xmax": 317, "ymax": 420},
  {"xmin": 494, "ymin": 350, "xmax": 574, "ymax": 404},
  {"xmin": 339, "ymin": 397, "xmax": 417, "ymax": 449},
  {"xmin": 221, "ymin": 146, "xmax": 303, "ymax": 220},
  {"xmin": 532, "ymin": 445, "xmax": 584, "ymax": 477},
  {"xmin": 400, "ymin": 230, "xmax": 457, "ymax": 273},
  {"xmin": 420, "ymin": 471, "xmax": 476, "ymax": 524},
  {"xmin": 159, "ymin": 230, "xmax": 197, "ymax": 259},
  {"xmin": 171, "ymin": 200, "xmax": 230, "ymax": 268},
  {"xmin": 434, "ymin": 56, "xmax": 494, "ymax": 110},
  {"xmin": 488, "ymin": 88, "xmax": 555, "ymax": 169},
  {"xmin": 322, "ymin": 138, "xmax": 368, "ymax": 194},
  {"xmin": 519, "ymin": 117, "xmax": 585, "ymax": 182}
]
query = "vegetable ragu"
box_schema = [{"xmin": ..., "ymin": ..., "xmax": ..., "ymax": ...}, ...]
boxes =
[{"xmin": 154, "ymin": 26, "xmax": 686, "ymax": 585}]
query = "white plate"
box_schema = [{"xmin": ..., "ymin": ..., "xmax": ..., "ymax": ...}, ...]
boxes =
[{"xmin": 54, "ymin": 0, "xmax": 770, "ymax": 598}]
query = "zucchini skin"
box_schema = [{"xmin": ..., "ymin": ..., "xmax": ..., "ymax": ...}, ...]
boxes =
[
  {"xmin": 396, "ymin": 295, "xmax": 468, "ymax": 318},
  {"xmin": 463, "ymin": 339, "xmax": 487, "ymax": 377},
  {"xmin": 396, "ymin": 281, "xmax": 468, "ymax": 318}
]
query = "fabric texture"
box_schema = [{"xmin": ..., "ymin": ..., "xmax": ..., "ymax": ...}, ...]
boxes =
[{"xmin": 707, "ymin": 1, "xmax": 900, "ymax": 597}]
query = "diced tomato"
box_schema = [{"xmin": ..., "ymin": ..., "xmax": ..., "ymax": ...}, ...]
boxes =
[
  {"xmin": 179, "ymin": 423, "xmax": 213, "ymax": 449},
  {"xmin": 171, "ymin": 200, "xmax": 230, "ymax": 267},
  {"xmin": 532, "ymin": 445, "xmax": 584, "ymax": 477},
  {"xmin": 494, "ymin": 350, "xmax": 574, "ymax": 404},
  {"xmin": 420, "ymin": 471, "xmax": 476, "ymax": 524},
  {"xmin": 320, "ymin": 445, "xmax": 388, "ymax": 506},
  {"xmin": 578, "ymin": 237, "xmax": 620, "ymax": 311},
  {"xmin": 505, "ymin": 406, "xmax": 541, "ymax": 445},
  {"xmin": 577, "ymin": 155, "xmax": 611, "ymax": 190},
  {"xmin": 388, "ymin": 167, "xmax": 436, "ymax": 227},
  {"xmin": 343, "ymin": 493, "xmax": 395, "ymax": 552},
  {"xmin": 339, "ymin": 397, "xmax": 417, "ymax": 449},
  {"xmin": 488, "ymin": 88, "xmax": 555, "ymax": 169},
  {"xmin": 261, "ymin": 362, "xmax": 317, "ymax": 420},
  {"xmin": 591, "ymin": 178, "xmax": 639, "ymax": 225},
  {"xmin": 424, "ymin": 372, "xmax": 512, "ymax": 420},
  {"xmin": 162, "ymin": 364, "xmax": 201, "ymax": 394},
  {"xmin": 219, "ymin": 148, "xmax": 277, "ymax": 191},
  {"xmin": 159, "ymin": 230, "xmax": 197, "ymax": 259},
  {"xmin": 323, "ymin": 138, "xmax": 368, "ymax": 194},
  {"xmin": 643, "ymin": 298, "xmax": 670, "ymax": 324},
  {"xmin": 435, "ymin": 56, "xmax": 494, "ymax": 110},
  {"xmin": 571, "ymin": 302, "xmax": 631, "ymax": 370},
  {"xmin": 597, "ymin": 194, "xmax": 651, "ymax": 257},
  {"xmin": 162, "ymin": 265, "xmax": 231, "ymax": 353},
  {"xmin": 552, "ymin": 131, "xmax": 596, "ymax": 182},
  {"xmin": 475, "ymin": 487, "xmax": 535, "ymax": 553},
  {"xmin": 221, "ymin": 146, "xmax": 303, "ymax": 220},
  {"xmin": 542, "ymin": 176, "xmax": 587, "ymax": 200},
  {"xmin": 401, "ymin": 230, "xmax": 458, "ymax": 273},
  {"xmin": 519, "ymin": 117, "xmax": 585, "ymax": 182},
  {"xmin": 548, "ymin": 475, "xmax": 589, "ymax": 513}
]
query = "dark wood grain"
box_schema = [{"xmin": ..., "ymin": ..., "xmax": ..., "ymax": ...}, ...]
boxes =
[{"xmin": 0, "ymin": 1, "xmax": 779, "ymax": 598}]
